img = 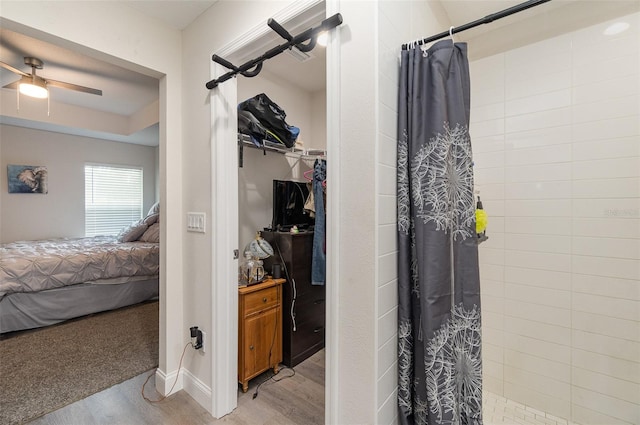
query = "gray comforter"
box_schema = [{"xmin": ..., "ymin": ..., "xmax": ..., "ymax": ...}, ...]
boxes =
[{"xmin": 0, "ymin": 236, "xmax": 159, "ymax": 298}]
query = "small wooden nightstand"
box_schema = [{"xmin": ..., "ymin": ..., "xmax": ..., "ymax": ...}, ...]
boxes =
[{"xmin": 238, "ymin": 278, "xmax": 285, "ymax": 392}]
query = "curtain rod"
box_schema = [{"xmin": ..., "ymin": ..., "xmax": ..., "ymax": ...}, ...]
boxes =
[
  {"xmin": 206, "ymin": 13, "xmax": 343, "ymax": 90},
  {"xmin": 402, "ymin": 0, "xmax": 552, "ymax": 50}
]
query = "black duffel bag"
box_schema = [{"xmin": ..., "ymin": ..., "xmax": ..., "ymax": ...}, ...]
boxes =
[
  {"xmin": 238, "ymin": 109, "xmax": 268, "ymax": 147},
  {"xmin": 238, "ymin": 93, "xmax": 300, "ymax": 148}
]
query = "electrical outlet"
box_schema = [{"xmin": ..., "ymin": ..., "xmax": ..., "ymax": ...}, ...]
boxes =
[
  {"xmin": 190, "ymin": 326, "xmax": 204, "ymax": 351},
  {"xmin": 188, "ymin": 326, "xmax": 206, "ymax": 353}
]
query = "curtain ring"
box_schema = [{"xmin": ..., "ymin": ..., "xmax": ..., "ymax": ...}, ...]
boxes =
[{"xmin": 449, "ymin": 26, "xmax": 455, "ymax": 41}]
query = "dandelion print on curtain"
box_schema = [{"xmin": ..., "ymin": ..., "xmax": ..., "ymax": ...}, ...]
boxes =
[{"xmin": 397, "ymin": 39, "xmax": 482, "ymax": 425}]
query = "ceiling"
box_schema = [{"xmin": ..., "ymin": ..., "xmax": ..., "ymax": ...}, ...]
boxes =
[
  {"xmin": 0, "ymin": 29, "xmax": 159, "ymax": 116},
  {"xmin": 124, "ymin": 0, "xmax": 218, "ymax": 31},
  {"xmin": 0, "ymin": 26, "xmax": 161, "ymax": 146},
  {"xmin": 1, "ymin": 0, "xmax": 638, "ymax": 147},
  {"xmin": 439, "ymin": 0, "xmax": 640, "ymax": 59}
]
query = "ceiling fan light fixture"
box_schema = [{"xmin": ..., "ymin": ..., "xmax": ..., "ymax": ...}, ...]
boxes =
[{"xmin": 19, "ymin": 75, "xmax": 48, "ymax": 99}]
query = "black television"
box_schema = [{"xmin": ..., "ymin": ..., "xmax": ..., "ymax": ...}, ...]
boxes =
[{"xmin": 271, "ymin": 180, "xmax": 315, "ymax": 231}]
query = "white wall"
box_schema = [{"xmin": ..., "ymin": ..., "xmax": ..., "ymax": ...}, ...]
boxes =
[
  {"xmin": 237, "ymin": 149, "xmax": 310, "ymax": 246},
  {"xmin": 238, "ymin": 149, "xmax": 314, "ymax": 251},
  {"xmin": 0, "ymin": 124, "xmax": 157, "ymax": 243},
  {"xmin": 472, "ymin": 11, "xmax": 640, "ymax": 424},
  {"xmin": 330, "ymin": 2, "xmax": 378, "ymax": 422},
  {"xmin": 311, "ymin": 90, "xmax": 327, "ymax": 151},
  {"xmin": 0, "ymin": 0, "xmax": 184, "ymax": 397}
]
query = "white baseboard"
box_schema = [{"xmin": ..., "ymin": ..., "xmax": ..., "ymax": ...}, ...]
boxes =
[
  {"xmin": 182, "ymin": 368, "xmax": 213, "ymax": 412},
  {"xmin": 154, "ymin": 367, "xmax": 183, "ymax": 396},
  {"xmin": 154, "ymin": 367, "xmax": 212, "ymax": 414}
]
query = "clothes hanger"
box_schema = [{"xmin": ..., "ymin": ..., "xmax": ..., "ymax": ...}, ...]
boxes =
[
  {"xmin": 303, "ymin": 169, "xmax": 313, "ymax": 181},
  {"xmin": 303, "ymin": 169, "xmax": 326, "ymax": 188}
]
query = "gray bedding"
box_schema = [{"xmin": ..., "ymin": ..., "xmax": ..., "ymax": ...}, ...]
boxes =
[{"xmin": 0, "ymin": 236, "xmax": 159, "ymax": 298}]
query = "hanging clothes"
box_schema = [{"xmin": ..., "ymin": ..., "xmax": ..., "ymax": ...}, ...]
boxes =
[
  {"xmin": 304, "ymin": 182, "xmax": 315, "ymax": 218},
  {"xmin": 311, "ymin": 159, "xmax": 326, "ymax": 285},
  {"xmin": 397, "ymin": 40, "xmax": 482, "ymax": 425}
]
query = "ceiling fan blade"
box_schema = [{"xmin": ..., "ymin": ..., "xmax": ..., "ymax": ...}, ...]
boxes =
[
  {"xmin": 46, "ymin": 79, "xmax": 102, "ymax": 96},
  {"xmin": 0, "ymin": 61, "xmax": 30, "ymax": 77},
  {"xmin": 2, "ymin": 80, "xmax": 20, "ymax": 90}
]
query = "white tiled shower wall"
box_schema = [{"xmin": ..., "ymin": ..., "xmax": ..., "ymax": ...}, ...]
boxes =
[{"xmin": 471, "ymin": 12, "xmax": 640, "ymax": 425}]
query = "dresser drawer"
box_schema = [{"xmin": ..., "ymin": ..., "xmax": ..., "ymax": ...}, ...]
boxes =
[
  {"xmin": 294, "ymin": 295, "xmax": 325, "ymax": 326},
  {"xmin": 290, "ymin": 319, "xmax": 324, "ymax": 365},
  {"xmin": 242, "ymin": 286, "xmax": 279, "ymax": 316}
]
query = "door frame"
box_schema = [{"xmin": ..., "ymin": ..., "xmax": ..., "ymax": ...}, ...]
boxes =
[{"xmin": 208, "ymin": 0, "xmax": 341, "ymax": 419}]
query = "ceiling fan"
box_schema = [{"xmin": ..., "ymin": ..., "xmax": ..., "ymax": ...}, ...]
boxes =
[{"xmin": 0, "ymin": 56, "xmax": 102, "ymax": 99}]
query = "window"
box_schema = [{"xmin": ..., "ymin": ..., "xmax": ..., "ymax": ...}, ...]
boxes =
[{"xmin": 85, "ymin": 164, "xmax": 143, "ymax": 236}]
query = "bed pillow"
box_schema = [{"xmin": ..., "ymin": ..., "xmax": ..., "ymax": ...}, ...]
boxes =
[
  {"xmin": 142, "ymin": 213, "xmax": 159, "ymax": 226},
  {"xmin": 117, "ymin": 220, "xmax": 148, "ymax": 242},
  {"xmin": 147, "ymin": 202, "xmax": 160, "ymax": 216},
  {"xmin": 139, "ymin": 223, "xmax": 160, "ymax": 243}
]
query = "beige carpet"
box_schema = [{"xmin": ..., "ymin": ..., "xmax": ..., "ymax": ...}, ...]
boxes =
[{"xmin": 0, "ymin": 301, "xmax": 158, "ymax": 425}]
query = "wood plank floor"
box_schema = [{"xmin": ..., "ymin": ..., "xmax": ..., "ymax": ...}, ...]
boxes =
[{"xmin": 28, "ymin": 350, "xmax": 325, "ymax": 425}]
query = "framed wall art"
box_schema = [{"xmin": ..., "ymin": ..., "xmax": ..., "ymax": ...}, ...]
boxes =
[{"xmin": 7, "ymin": 164, "xmax": 48, "ymax": 194}]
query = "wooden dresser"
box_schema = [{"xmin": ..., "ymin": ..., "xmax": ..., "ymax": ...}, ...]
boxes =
[
  {"xmin": 262, "ymin": 231, "xmax": 325, "ymax": 367},
  {"xmin": 238, "ymin": 278, "xmax": 285, "ymax": 392}
]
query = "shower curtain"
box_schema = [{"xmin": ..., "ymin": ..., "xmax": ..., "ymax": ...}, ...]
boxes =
[{"xmin": 397, "ymin": 40, "xmax": 482, "ymax": 425}]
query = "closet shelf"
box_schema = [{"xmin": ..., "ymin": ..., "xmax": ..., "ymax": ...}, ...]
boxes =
[{"xmin": 238, "ymin": 133, "xmax": 326, "ymax": 159}]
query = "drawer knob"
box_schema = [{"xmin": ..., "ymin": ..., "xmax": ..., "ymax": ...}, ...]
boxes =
[
  {"xmin": 249, "ymin": 345, "xmax": 254, "ymax": 350},
  {"xmin": 262, "ymin": 297, "xmax": 267, "ymax": 303}
]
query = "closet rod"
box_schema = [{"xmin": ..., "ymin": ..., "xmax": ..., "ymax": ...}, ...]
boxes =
[
  {"xmin": 402, "ymin": 0, "xmax": 551, "ymax": 50},
  {"xmin": 206, "ymin": 13, "xmax": 343, "ymax": 90}
]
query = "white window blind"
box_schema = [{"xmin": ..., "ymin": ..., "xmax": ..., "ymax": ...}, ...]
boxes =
[{"xmin": 85, "ymin": 164, "xmax": 143, "ymax": 237}]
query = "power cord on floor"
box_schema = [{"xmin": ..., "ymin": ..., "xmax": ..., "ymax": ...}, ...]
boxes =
[
  {"xmin": 142, "ymin": 342, "xmax": 193, "ymax": 403},
  {"xmin": 252, "ymin": 365, "xmax": 296, "ymax": 399}
]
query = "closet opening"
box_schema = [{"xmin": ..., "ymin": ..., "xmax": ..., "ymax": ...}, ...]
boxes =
[
  {"xmin": 208, "ymin": 0, "xmax": 334, "ymax": 420},
  {"xmin": 236, "ymin": 7, "xmax": 327, "ymax": 420}
]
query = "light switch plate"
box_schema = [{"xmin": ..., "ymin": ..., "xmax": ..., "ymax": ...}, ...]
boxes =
[{"xmin": 187, "ymin": 212, "xmax": 206, "ymax": 233}]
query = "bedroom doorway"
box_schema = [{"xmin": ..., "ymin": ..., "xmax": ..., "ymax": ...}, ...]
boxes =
[
  {"xmin": 209, "ymin": 0, "xmax": 339, "ymax": 419},
  {"xmin": 0, "ymin": 16, "xmax": 171, "ymax": 410}
]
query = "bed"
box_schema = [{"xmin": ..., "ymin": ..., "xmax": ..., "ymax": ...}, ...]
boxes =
[{"xmin": 0, "ymin": 208, "xmax": 160, "ymax": 334}]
